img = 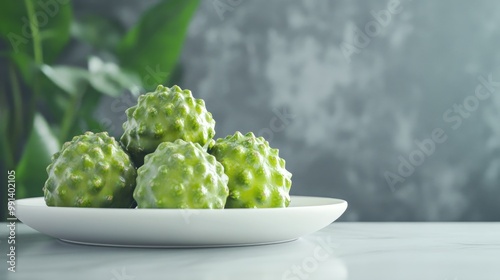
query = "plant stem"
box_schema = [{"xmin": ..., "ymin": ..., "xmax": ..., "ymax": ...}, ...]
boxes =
[
  {"xmin": 0, "ymin": 90, "xmax": 14, "ymax": 169},
  {"xmin": 24, "ymin": 0, "xmax": 43, "ymax": 65},
  {"xmin": 9, "ymin": 65, "xmax": 23, "ymax": 149},
  {"xmin": 24, "ymin": 0, "xmax": 44, "ymax": 149}
]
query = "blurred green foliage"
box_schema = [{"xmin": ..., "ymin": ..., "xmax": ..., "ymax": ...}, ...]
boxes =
[{"xmin": 0, "ymin": 0, "xmax": 200, "ymax": 220}]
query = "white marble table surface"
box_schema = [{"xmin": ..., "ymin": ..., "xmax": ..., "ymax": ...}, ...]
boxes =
[{"xmin": 1, "ymin": 222, "xmax": 499, "ymax": 280}]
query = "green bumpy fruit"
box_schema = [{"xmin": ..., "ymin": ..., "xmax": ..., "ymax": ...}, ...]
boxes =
[
  {"xmin": 209, "ymin": 131, "xmax": 292, "ymax": 208},
  {"xmin": 121, "ymin": 85, "xmax": 216, "ymax": 166},
  {"xmin": 134, "ymin": 139, "xmax": 229, "ymax": 209},
  {"xmin": 43, "ymin": 132, "xmax": 137, "ymax": 208}
]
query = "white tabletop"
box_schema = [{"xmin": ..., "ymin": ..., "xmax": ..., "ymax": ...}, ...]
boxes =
[{"xmin": 1, "ymin": 222, "xmax": 499, "ymax": 280}]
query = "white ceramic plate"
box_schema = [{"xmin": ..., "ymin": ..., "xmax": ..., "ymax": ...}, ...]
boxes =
[{"xmin": 15, "ymin": 196, "xmax": 347, "ymax": 248}]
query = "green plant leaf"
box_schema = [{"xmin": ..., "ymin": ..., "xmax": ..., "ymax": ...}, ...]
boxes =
[
  {"xmin": 8, "ymin": 52, "xmax": 35, "ymax": 84},
  {"xmin": 73, "ymin": 87, "xmax": 103, "ymax": 135},
  {"xmin": 116, "ymin": 0, "xmax": 199, "ymax": 90},
  {"xmin": 71, "ymin": 15, "xmax": 124, "ymax": 51},
  {"xmin": 0, "ymin": 0, "xmax": 72, "ymax": 64},
  {"xmin": 40, "ymin": 64, "xmax": 88, "ymax": 96},
  {"xmin": 41, "ymin": 58, "xmax": 142, "ymax": 98},
  {"xmin": 87, "ymin": 56, "xmax": 142, "ymax": 97},
  {"xmin": 15, "ymin": 113, "xmax": 60, "ymax": 198},
  {"xmin": 38, "ymin": 77, "xmax": 70, "ymax": 123}
]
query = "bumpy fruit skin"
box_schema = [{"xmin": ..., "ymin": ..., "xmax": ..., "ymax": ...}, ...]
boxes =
[
  {"xmin": 43, "ymin": 132, "xmax": 137, "ymax": 208},
  {"xmin": 134, "ymin": 139, "xmax": 229, "ymax": 209},
  {"xmin": 120, "ymin": 85, "xmax": 216, "ymax": 166},
  {"xmin": 209, "ymin": 132, "xmax": 292, "ymax": 208}
]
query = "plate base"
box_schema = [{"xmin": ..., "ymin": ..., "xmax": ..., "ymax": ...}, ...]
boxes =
[{"xmin": 59, "ymin": 238, "xmax": 299, "ymax": 248}]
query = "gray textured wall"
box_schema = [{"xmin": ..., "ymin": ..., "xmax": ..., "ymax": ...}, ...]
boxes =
[
  {"xmin": 178, "ymin": 0, "xmax": 500, "ymax": 221},
  {"xmin": 99, "ymin": 0, "xmax": 500, "ymax": 221}
]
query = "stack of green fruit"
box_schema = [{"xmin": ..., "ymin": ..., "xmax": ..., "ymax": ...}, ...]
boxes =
[{"xmin": 43, "ymin": 85, "xmax": 292, "ymax": 209}]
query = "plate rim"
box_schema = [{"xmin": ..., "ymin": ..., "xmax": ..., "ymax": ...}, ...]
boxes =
[{"xmin": 15, "ymin": 195, "xmax": 348, "ymax": 212}]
